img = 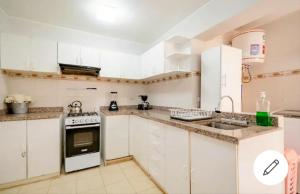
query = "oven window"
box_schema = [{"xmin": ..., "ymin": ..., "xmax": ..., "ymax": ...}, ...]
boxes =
[
  {"xmin": 74, "ymin": 132, "xmax": 93, "ymax": 147},
  {"xmin": 66, "ymin": 126, "xmax": 100, "ymax": 157}
]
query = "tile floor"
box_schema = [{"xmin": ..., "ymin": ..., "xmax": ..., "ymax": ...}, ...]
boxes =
[{"xmin": 0, "ymin": 160, "xmax": 163, "ymax": 194}]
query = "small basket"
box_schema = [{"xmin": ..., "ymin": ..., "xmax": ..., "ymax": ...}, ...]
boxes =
[{"xmin": 6, "ymin": 102, "xmax": 29, "ymax": 114}]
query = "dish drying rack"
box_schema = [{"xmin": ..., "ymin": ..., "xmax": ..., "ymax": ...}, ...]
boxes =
[{"xmin": 170, "ymin": 108, "xmax": 213, "ymax": 121}]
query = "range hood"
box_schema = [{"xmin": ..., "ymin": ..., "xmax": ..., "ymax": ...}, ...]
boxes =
[{"xmin": 59, "ymin": 64, "xmax": 101, "ymax": 76}]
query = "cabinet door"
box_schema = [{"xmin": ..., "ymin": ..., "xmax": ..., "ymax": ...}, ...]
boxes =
[
  {"xmin": 100, "ymin": 51, "xmax": 121, "ymax": 78},
  {"xmin": 220, "ymin": 45, "xmax": 242, "ymax": 112},
  {"xmin": 27, "ymin": 118, "xmax": 61, "ymax": 178},
  {"xmin": 200, "ymin": 46, "xmax": 221, "ymax": 111},
  {"xmin": 148, "ymin": 120, "xmax": 165, "ymax": 188},
  {"xmin": 31, "ymin": 38, "xmax": 58, "ymax": 73},
  {"xmin": 80, "ymin": 46, "xmax": 101, "ymax": 68},
  {"xmin": 105, "ymin": 115, "xmax": 129, "ymax": 160},
  {"xmin": 190, "ymin": 133, "xmax": 237, "ymax": 194},
  {"xmin": 1, "ymin": 33, "xmax": 30, "ymax": 70},
  {"xmin": 130, "ymin": 116, "xmax": 149, "ymax": 171},
  {"xmin": 165, "ymin": 125, "xmax": 190, "ymax": 194},
  {"xmin": 119, "ymin": 54, "xmax": 141, "ymax": 79},
  {"xmin": 57, "ymin": 42, "xmax": 81, "ymax": 65},
  {"xmin": 0, "ymin": 121, "xmax": 27, "ymax": 184}
]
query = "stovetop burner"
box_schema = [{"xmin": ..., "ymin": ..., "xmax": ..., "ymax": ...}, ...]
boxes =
[{"xmin": 67, "ymin": 112, "xmax": 98, "ymax": 117}]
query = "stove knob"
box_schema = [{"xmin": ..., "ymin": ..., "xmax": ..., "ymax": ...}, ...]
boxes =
[{"xmin": 86, "ymin": 118, "xmax": 90, "ymax": 123}]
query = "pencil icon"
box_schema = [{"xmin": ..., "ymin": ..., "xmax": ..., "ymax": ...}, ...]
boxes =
[{"xmin": 263, "ymin": 159, "xmax": 279, "ymax": 176}]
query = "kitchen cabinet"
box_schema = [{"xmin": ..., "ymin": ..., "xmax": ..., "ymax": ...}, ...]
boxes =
[
  {"xmin": 1, "ymin": 33, "xmax": 31, "ymax": 71},
  {"xmin": 101, "ymin": 51, "xmax": 141, "ymax": 79},
  {"xmin": 129, "ymin": 116, "xmax": 150, "ymax": 171},
  {"xmin": 57, "ymin": 42, "xmax": 81, "ymax": 65},
  {"xmin": 148, "ymin": 120, "xmax": 165, "ymax": 188},
  {"xmin": 80, "ymin": 46, "xmax": 101, "ymax": 68},
  {"xmin": 27, "ymin": 119, "xmax": 61, "ymax": 178},
  {"xmin": 190, "ymin": 132, "xmax": 237, "ymax": 194},
  {"xmin": 141, "ymin": 42, "xmax": 165, "ymax": 78},
  {"xmin": 1, "ymin": 33, "xmax": 58, "ymax": 73},
  {"xmin": 0, "ymin": 118, "xmax": 61, "ymax": 186},
  {"xmin": 0, "ymin": 121, "xmax": 27, "ymax": 184},
  {"xmin": 104, "ymin": 115, "xmax": 129, "ymax": 160},
  {"xmin": 201, "ymin": 45, "xmax": 242, "ymax": 112},
  {"xmin": 165, "ymin": 125, "xmax": 190, "ymax": 194},
  {"xmin": 57, "ymin": 42, "xmax": 101, "ymax": 68},
  {"xmin": 30, "ymin": 38, "xmax": 58, "ymax": 73},
  {"xmin": 130, "ymin": 116, "xmax": 190, "ymax": 192}
]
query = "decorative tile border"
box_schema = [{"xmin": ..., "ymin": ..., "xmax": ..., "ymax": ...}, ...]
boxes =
[
  {"xmin": 243, "ymin": 68, "xmax": 300, "ymax": 81},
  {"xmin": 2, "ymin": 69, "xmax": 200, "ymax": 85}
]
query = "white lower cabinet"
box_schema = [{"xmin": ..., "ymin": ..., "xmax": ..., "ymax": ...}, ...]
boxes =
[
  {"xmin": 190, "ymin": 132, "xmax": 237, "ymax": 194},
  {"xmin": 165, "ymin": 125, "xmax": 190, "ymax": 194},
  {"xmin": 104, "ymin": 115, "xmax": 129, "ymax": 160},
  {"xmin": 130, "ymin": 116, "xmax": 150, "ymax": 171},
  {"xmin": 27, "ymin": 119, "xmax": 61, "ymax": 178},
  {"xmin": 129, "ymin": 116, "xmax": 189, "ymax": 193},
  {"xmin": 0, "ymin": 121, "xmax": 27, "ymax": 184},
  {"xmin": 0, "ymin": 118, "xmax": 61, "ymax": 185}
]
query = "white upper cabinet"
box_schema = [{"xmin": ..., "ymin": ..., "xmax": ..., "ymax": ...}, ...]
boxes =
[
  {"xmin": 1, "ymin": 33, "xmax": 58, "ymax": 73},
  {"xmin": 1, "ymin": 33, "xmax": 31, "ymax": 71},
  {"xmin": 31, "ymin": 38, "xmax": 58, "ymax": 73},
  {"xmin": 141, "ymin": 42, "xmax": 165, "ymax": 78},
  {"xmin": 100, "ymin": 51, "xmax": 121, "ymax": 78},
  {"xmin": 57, "ymin": 42, "xmax": 81, "ymax": 65},
  {"xmin": 101, "ymin": 51, "xmax": 141, "ymax": 79},
  {"xmin": 201, "ymin": 45, "xmax": 242, "ymax": 112},
  {"xmin": 80, "ymin": 46, "xmax": 101, "ymax": 68}
]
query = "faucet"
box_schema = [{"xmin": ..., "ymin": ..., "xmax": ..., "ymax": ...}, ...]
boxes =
[{"xmin": 215, "ymin": 95, "xmax": 234, "ymax": 113}]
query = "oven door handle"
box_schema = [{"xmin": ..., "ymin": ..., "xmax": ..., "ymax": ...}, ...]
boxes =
[{"xmin": 66, "ymin": 124, "xmax": 100, "ymax": 129}]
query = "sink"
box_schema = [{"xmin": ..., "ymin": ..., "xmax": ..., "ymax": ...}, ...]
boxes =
[{"xmin": 205, "ymin": 121, "xmax": 248, "ymax": 130}]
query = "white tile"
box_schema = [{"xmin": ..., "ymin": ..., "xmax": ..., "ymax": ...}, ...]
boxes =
[
  {"xmin": 127, "ymin": 175, "xmax": 155, "ymax": 193},
  {"xmin": 105, "ymin": 180, "xmax": 136, "ymax": 194},
  {"xmin": 0, "ymin": 187, "xmax": 20, "ymax": 194},
  {"xmin": 18, "ymin": 180, "xmax": 51, "ymax": 194},
  {"xmin": 48, "ymin": 181, "xmax": 76, "ymax": 194},
  {"xmin": 76, "ymin": 175, "xmax": 104, "ymax": 193},
  {"xmin": 100, "ymin": 165, "xmax": 127, "ymax": 185},
  {"xmin": 138, "ymin": 187, "xmax": 164, "ymax": 194},
  {"xmin": 121, "ymin": 165, "xmax": 145, "ymax": 178}
]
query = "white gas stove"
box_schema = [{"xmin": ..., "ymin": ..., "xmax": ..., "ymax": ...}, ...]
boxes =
[{"xmin": 64, "ymin": 112, "xmax": 101, "ymax": 173}]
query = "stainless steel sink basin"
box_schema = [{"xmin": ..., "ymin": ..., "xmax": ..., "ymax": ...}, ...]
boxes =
[{"xmin": 205, "ymin": 121, "xmax": 248, "ymax": 130}]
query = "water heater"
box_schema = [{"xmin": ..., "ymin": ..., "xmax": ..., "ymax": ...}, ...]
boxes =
[{"xmin": 232, "ymin": 29, "xmax": 266, "ymax": 65}]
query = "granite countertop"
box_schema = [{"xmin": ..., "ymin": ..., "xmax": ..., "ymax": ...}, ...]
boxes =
[
  {"xmin": 273, "ymin": 110, "xmax": 300, "ymax": 119},
  {"xmin": 0, "ymin": 107, "xmax": 63, "ymax": 122},
  {"xmin": 100, "ymin": 108, "xmax": 281, "ymax": 144}
]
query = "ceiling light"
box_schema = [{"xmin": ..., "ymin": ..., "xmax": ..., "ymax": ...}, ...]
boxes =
[{"xmin": 87, "ymin": 2, "xmax": 131, "ymax": 24}]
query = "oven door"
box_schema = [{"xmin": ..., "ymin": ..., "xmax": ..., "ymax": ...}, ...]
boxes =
[{"xmin": 65, "ymin": 124, "xmax": 100, "ymax": 157}]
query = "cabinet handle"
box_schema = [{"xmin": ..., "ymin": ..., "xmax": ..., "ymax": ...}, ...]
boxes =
[{"xmin": 21, "ymin": 151, "xmax": 26, "ymax": 158}]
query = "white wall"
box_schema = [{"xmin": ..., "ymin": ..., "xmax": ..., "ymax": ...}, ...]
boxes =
[
  {"xmin": 0, "ymin": 9, "xmax": 8, "ymax": 109},
  {"xmin": 4, "ymin": 16, "xmax": 147, "ymax": 55},
  {"xmin": 151, "ymin": 0, "xmax": 260, "ymax": 47},
  {"xmin": 242, "ymin": 10, "xmax": 300, "ymax": 112},
  {"xmin": 5, "ymin": 76, "xmax": 146, "ymax": 112},
  {"xmin": 146, "ymin": 76, "xmax": 200, "ymax": 108}
]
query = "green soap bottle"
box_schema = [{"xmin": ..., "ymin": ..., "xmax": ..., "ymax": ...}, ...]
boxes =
[{"xmin": 256, "ymin": 91, "xmax": 272, "ymax": 126}]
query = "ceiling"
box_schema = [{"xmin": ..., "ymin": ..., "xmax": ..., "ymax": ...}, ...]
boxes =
[{"xmin": 0, "ymin": 0, "xmax": 210, "ymax": 44}]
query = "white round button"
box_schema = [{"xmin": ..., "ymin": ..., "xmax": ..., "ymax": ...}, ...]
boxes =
[{"xmin": 253, "ymin": 150, "xmax": 288, "ymax": 186}]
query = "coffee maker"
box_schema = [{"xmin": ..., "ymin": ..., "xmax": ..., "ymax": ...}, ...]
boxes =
[
  {"xmin": 138, "ymin": 95, "xmax": 152, "ymax": 110},
  {"xmin": 109, "ymin": 92, "xmax": 119, "ymax": 111}
]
